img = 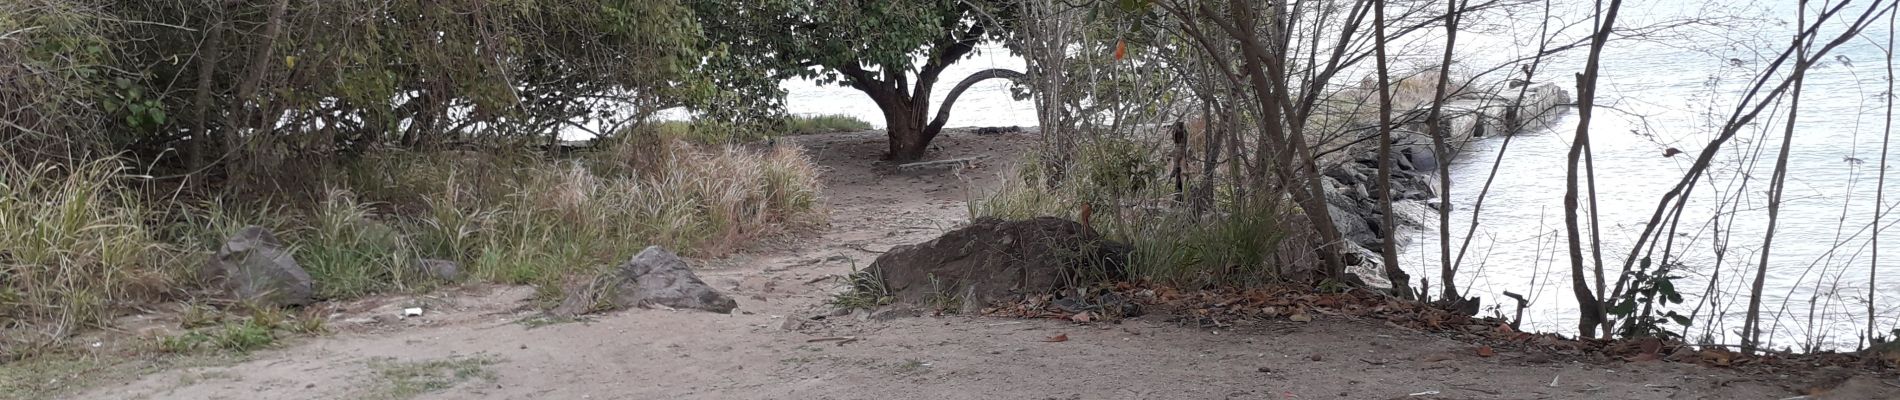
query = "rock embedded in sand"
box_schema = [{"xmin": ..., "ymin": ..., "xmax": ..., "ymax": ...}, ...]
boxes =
[
  {"xmin": 551, "ymin": 246, "xmax": 738, "ymax": 316},
  {"xmin": 867, "ymin": 217, "xmax": 1131, "ymax": 311}
]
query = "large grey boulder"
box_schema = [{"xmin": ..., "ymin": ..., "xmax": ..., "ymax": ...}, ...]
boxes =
[
  {"xmin": 552, "ymin": 246, "xmax": 737, "ymax": 316},
  {"xmin": 203, "ymin": 226, "xmax": 313, "ymax": 307}
]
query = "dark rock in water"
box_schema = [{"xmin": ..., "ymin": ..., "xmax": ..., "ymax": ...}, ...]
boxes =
[
  {"xmin": 203, "ymin": 226, "xmax": 313, "ymax": 307},
  {"xmin": 868, "ymin": 217, "xmax": 1130, "ymax": 311},
  {"xmin": 552, "ymin": 246, "xmax": 737, "ymax": 316},
  {"xmin": 416, "ymin": 259, "xmax": 461, "ymax": 281}
]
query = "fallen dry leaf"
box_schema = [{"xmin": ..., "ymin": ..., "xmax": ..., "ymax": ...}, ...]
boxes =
[
  {"xmin": 1288, "ymin": 312, "xmax": 1313, "ymax": 322},
  {"xmin": 1070, "ymin": 312, "xmax": 1092, "ymax": 323},
  {"xmin": 1476, "ymin": 346, "xmax": 1496, "ymax": 358},
  {"xmin": 1044, "ymin": 333, "xmax": 1069, "ymax": 342}
]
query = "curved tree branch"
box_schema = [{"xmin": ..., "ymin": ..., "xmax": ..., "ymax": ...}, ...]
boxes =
[{"xmin": 924, "ymin": 68, "xmax": 1024, "ymax": 136}]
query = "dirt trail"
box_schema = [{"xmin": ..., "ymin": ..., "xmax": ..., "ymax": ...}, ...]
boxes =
[{"xmin": 76, "ymin": 130, "xmax": 1889, "ymax": 400}]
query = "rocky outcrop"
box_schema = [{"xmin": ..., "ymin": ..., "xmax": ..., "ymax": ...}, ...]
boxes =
[
  {"xmin": 202, "ymin": 226, "xmax": 314, "ymax": 307},
  {"xmin": 1322, "ymin": 83, "xmax": 1571, "ymax": 286},
  {"xmin": 552, "ymin": 246, "xmax": 737, "ymax": 316},
  {"xmin": 868, "ymin": 217, "xmax": 1131, "ymax": 311}
]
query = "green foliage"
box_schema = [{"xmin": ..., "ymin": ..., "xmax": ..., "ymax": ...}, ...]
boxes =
[
  {"xmin": 633, "ymin": 114, "xmax": 873, "ymax": 145},
  {"xmin": 975, "ymin": 140, "xmax": 1289, "ymax": 286},
  {"xmin": 781, "ymin": 115, "xmax": 875, "ymax": 136},
  {"xmin": 1611, "ymin": 258, "xmax": 1690, "ymax": 340},
  {"xmin": 690, "ymin": 0, "xmax": 1019, "ymax": 159},
  {"xmin": 9, "ymin": 0, "xmax": 783, "ymax": 174},
  {"xmin": 0, "ymin": 0, "xmax": 119, "ymax": 163},
  {"xmin": 692, "ymin": 0, "xmax": 1013, "ymax": 84},
  {"xmin": 1078, "ymin": 139, "xmax": 1161, "ymax": 198}
]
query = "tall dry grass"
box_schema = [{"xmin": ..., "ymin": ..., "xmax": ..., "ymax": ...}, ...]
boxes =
[
  {"xmin": 0, "ymin": 131, "xmax": 823, "ymax": 355},
  {"xmin": 0, "ymin": 155, "xmax": 183, "ymax": 353}
]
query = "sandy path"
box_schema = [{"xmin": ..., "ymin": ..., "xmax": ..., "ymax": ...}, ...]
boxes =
[{"xmin": 75, "ymin": 130, "xmax": 1883, "ymax": 400}]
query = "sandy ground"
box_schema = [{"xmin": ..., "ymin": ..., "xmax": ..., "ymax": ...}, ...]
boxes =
[{"xmin": 72, "ymin": 130, "xmax": 1896, "ymax": 400}]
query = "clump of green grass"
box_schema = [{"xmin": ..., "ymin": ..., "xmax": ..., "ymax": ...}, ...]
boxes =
[
  {"xmin": 157, "ymin": 319, "xmax": 275, "ymax": 354},
  {"xmin": 364, "ymin": 355, "xmax": 500, "ymax": 400},
  {"xmin": 155, "ymin": 306, "xmax": 325, "ymax": 355},
  {"xmin": 780, "ymin": 114, "xmax": 873, "ymax": 135},
  {"xmin": 298, "ymin": 190, "xmax": 422, "ymax": 299},
  {"xmin": 829, "ymin": 265, "xmax": 893, "ymax": 310}
]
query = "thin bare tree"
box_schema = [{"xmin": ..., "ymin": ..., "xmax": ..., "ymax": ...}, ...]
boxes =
[
  {"xmin": 1741, "ymin": 0, "xmax": 1811, "ymax": 351},
  {"xmin": 1872, "ymin": 5, "xmax": 1896, "ymax": 345},
  {"xmin": 1372, "ymin": 0, "xmax": 1414, "ymax": 297},
  {"xmin": 1423, "ymin": 0, "xmax": 1468, "ymax": 302},
  {"xmin": 1563, "ymin": 0, "xmax": 1623, "ymax": 338}
]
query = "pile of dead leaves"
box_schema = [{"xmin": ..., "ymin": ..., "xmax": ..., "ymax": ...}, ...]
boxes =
[{"xmin": 989, "ymin": 281, "xmax": 1895, "ymax": 373}]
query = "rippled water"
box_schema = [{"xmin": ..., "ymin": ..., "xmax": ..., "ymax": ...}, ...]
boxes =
[
  {"xmin": 1393, "ymin": 1, "xmax": 1898, "ymax": 350},
  {"xmin": 771, "ymin": 2, "xmax": 1897, "ymax": 349}
]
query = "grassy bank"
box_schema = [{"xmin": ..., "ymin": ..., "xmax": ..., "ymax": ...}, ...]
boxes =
[
  {"xmin": 642, "ymin": 114, "xmax": 872, "ymax": 144},
  {"xmin": 781, "ymin": 114, "xmax": 873, "ymax": 135},
  {"xmin": 970, "ymin": 138, "xmax": 1299, "ymax": 288},
  {"xmin": 0, "ymin": 129, "xmax": 823, "ymax": 361}
]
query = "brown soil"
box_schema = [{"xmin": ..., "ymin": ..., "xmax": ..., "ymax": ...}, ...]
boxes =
[{"xmin": 69, "ymin": 129, "xmax": 1897, "ymax": 400}]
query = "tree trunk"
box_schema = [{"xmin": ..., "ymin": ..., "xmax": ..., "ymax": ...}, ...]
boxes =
[
  {"xmin": 866, "ymin": 68, "xmax": 1022, "ymax": 162},
  {"xmin": 219, "ymin": 0, "xmax": 291, "ymax": 182},
  {"xmin": 189, "ymin": 3, "xmax": 230, "ymax": 170},
  {"xmin": 1427, "ymin": 0, "xmax": 1465, "ymax": 303},
  {"xmin": 1565, "ymin": 0, "xmax": 1624, "ymax": 338},
  {"xmin": 1372, "ymin": 0, "xmax": 1414, "ymax": 298},
  {"xmin": 881, "ymin": 101, "xmax": 930, "ymax": 161}
]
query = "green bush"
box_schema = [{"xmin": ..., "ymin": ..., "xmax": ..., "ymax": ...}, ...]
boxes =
[
  {"xmin": 973, "ymin": 139, "xmax": 1288, "ymax": 287},
  {"xmin": 781, "ymin": 114, "xmax": 873, "ymax": 135}
]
